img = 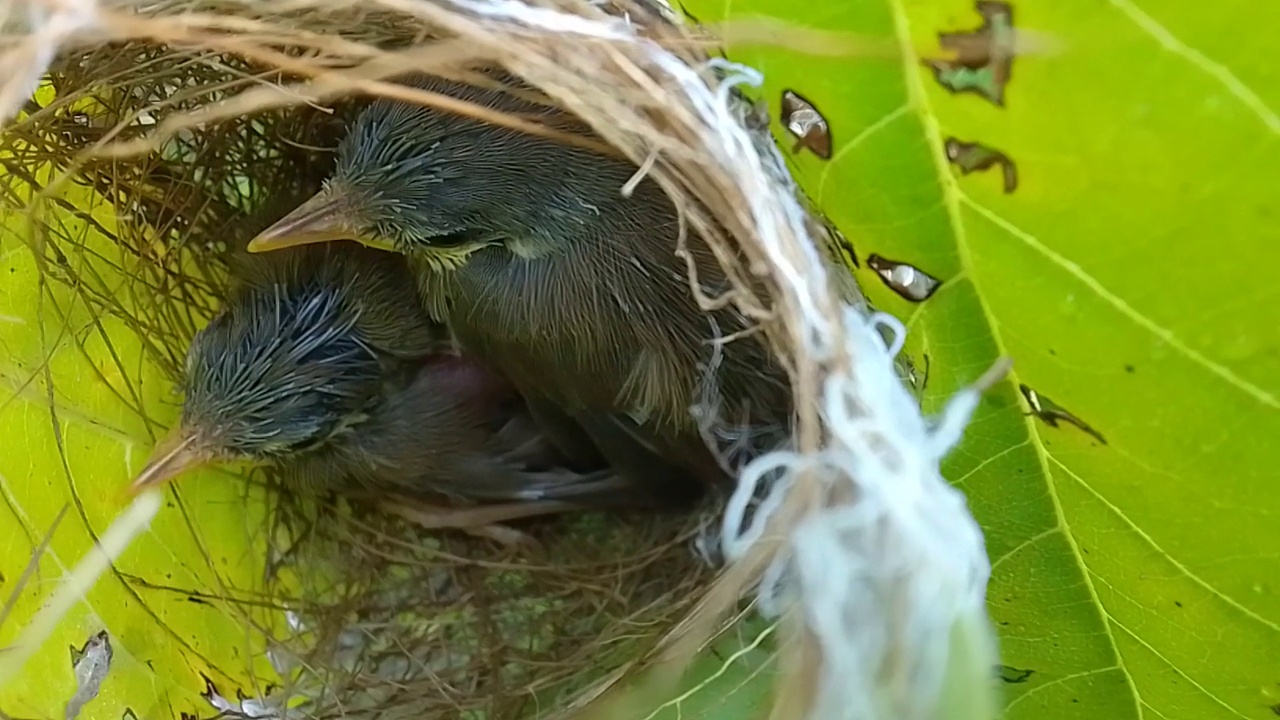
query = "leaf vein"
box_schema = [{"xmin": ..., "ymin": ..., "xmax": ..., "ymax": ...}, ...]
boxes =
[
  {"xmin": 951, "ymin": 437, "xmax": 1031, "ymax": 488},
  {"xmin": 1107, "ymin": 0, "xmax": 1280, "ymax": 135},
  {"xmin": 961, "ymin": 196, "xmax": 1279, "ymax": 410},
  {"xmin": 1051, "ymin": 456, "xmax": 1280, "ymax": 633},
  {"xmin": 1003, "ymin": 665, "xmax": 1122, "ymax": 713},
  {"xmin": 886, "ymin": 1, "xmax": 1148, "ymax": 715},
  {"xmin": 1036, "ymin": 455, "xmax": 1147, "ymax": 720},
  {"xmin": 885, "ymin": 8, "xmax": 1157, "ymax": 712},
  {"xmin": 0, "ymin": 370, "xmax": 138, "ymax": 444},
  {"xmin": 989, "ymin": 526, "xmax": 1060, "ymax": 574},
  {"xmin": 904, "ymin": 270, "xmax": 966, "ymax": 332},
  {"xmin": 817, "ymin": 103, "xmax": 911, "ymax": 203},
  {"xmin": 1106, "ymin": 604, "xmax": 1254, "ymax": 719},
  {"xmin": 1141, "ymin": 700, "xmax": 1175, "ymax": 720}
]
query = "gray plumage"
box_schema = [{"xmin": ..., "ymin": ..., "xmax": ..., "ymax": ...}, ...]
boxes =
[
  {"xmin": 175, "ymin": 241, "xmax": 631, "ymax": 507},
  {"xmin": 252, "ymin": 72, "xmax": 794, "ymax": 509}
]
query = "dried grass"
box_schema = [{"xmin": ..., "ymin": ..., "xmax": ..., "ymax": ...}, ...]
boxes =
[{"xmin": 0, "ymin": 0, "xmax": 868, "ymax": 717}]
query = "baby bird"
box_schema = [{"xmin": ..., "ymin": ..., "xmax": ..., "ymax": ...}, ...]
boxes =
[
  {"xmin": 130, "ymin": 239, "xmax": 635, "ymax": 531},
  {"xmin": 246, "ymin": 72, "xmax": 794, "ymax": 510}
]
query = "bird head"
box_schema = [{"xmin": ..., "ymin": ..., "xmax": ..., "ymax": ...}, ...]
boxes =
[
  {"xmin": 246, "ymin": 74, "xmax": 634, "ymax": 266},
  {"xmin": 129, "ymin": 280, "xmax": 383, "ymax": 493}
]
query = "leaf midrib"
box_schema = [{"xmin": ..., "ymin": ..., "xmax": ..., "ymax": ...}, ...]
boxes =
[{"xmin": 880, "ymin": 2, "xmax": 1147, "ymax": 718}]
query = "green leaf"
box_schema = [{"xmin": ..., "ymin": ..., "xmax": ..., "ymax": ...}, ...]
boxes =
[
  {"xmin": 677, "ymin": 0, "xmax": 1280, "ymax": 717},
  {"xmin": 647, "ymin": 618, "xmax": 777, "ymax": 720},
  {"xmin": 0, "ymin": 100, "xmax": 278, "ymax": 716}
]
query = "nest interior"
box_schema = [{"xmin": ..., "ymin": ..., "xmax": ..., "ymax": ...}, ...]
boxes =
[{"xmin": 0, "ymin": 11, "xmax": 760, "ymax": 720}]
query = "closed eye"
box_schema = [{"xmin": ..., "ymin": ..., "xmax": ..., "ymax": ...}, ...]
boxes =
[{"xmin": 430, "ymin": 228, "xmax": 496, "ymax": 248}]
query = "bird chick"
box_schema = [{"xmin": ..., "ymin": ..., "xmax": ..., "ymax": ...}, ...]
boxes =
[
  {"xmin": 130, "ymin": 240, "xmax": 631, "ymax": 533},
  {"xmin": 246, "ymin": 72, "xmax": 794, "ymax": 510}
]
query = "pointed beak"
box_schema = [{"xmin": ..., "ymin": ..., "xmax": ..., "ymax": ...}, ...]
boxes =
[
  {"xmin": 247, "ymin": 187, "xmax": 367, "ymax": 253},
  {"xmin": 128, "ymin": 428, "xmax": 217, "ymax": 493}
]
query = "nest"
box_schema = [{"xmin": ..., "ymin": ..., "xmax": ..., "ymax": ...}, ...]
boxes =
[
  {"xmin": 0, "ymin": 1, "xmax": 838, "ymax": 718},
  {"xmin": 1, "ymin": 0, "xmax": 1004, "ymax": 718}
]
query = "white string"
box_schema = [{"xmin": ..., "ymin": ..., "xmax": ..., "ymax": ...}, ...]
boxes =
[
  {"xmin": 0, "ymin": 0, "xmax": 102, "ymax": 124},
  {"xmin": 2, "ymin": 0, "xmax": 1003, "ymax": 717},
  {"xmin": 429, "ymin": 3, "xmax": 1000, "ymax": 719}
]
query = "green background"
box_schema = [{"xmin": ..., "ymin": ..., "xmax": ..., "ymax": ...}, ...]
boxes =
[
  {"xmin": 2, "ymin": 1, "xmax": 1279, "ymax": 718},
  {"xmin": 0, "ymin": 86, "xmax": 278, "ymax": 718},
  {"xmin": 675, "ymin": 0, "xmax": 1280, "ymax": 717}
]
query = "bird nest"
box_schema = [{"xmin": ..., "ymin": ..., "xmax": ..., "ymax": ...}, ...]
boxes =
[{"xmin": 0, "ymin": 1, "xmax": 854, "ymax": 719}]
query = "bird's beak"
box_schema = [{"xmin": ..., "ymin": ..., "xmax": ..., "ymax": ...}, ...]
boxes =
[
  {"xmin": 128, "ymin": 428, "xmax": 216, "ymax": 493},
  {"xmin": 247, "ymin": 187, "xmax": 381, "ymax": 253}
]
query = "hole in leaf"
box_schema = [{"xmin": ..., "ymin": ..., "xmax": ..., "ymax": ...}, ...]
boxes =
[
  {"xmin": 808, "ymin": 214, "xmax": 859, "ymax": 269},
  {"xmin": 866, "ymin": 254, "xmax": 942, "ymax": 302},
  {"xmin": 923, "ymin": 0, "xmax": 1016, "ymax": 106},
  {"xmin": 199, "ymin": 672, "xmax": 220, "ymax": 702},
  {"xmin": 997, "ymin": 664, "xmax": 1035, "ymax": 683},
  {"xmin": 1018, "ymin": 384, "xmax": 1108, "ymax": 445},
  {"xmin": 898, "ymin": 353, "xmax": 931, "ymax": 395},
  {"xmin": 945, "ymin": 137, "xmax": 1018, "ymax": 193},
  {"xmin": 66, "ymin": 630, "xmax": 112, "ymax": 720},
  {"xmin": 779, "ymin": 89, "xmax": 832, "ymax": 159}
]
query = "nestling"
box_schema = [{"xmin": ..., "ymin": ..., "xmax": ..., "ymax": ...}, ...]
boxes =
[
  {"xmin": 130, "ymin": 239, "xmax": 636, "ymax": 528},
  {"xmin": 247, "ymin": 71, "xmax": 794, "ymax": 509}
]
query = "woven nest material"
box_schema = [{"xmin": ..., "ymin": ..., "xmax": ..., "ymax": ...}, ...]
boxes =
[
  {"xmin": 0, "ymin": 1, "xmax": 855, "ymax": 717},
  {"xmin": 0, "ymin": 0, "xmax": 1004, "ymax": 719}
]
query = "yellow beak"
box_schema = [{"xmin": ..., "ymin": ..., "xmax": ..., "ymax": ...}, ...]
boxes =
[
  {"xmin": 128, "ymin": 428, "xmax": 216, "ymax": 493},
  {"xmin": 247, "ymin": 187, "xmax": 381, "ymax": 253}
]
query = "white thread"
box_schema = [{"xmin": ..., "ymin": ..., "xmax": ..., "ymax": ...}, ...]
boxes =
[
  {"xmin": 0, "ymin": 0, "xmax": 103, "ymax": 124},
  {"xmin": 718, "ymin": 449, "xmax": 797, "ymax": 560},
  {"xmin": 0, "ymin": 1, "xmax": 1002, "ymax": 717},
  {"xmin": 426, "ymin": 4, "xmax": 1000, "ymax": 719},
  {"xmin": 870, "ymin": 311, "xmax": 907, "ymax": 359}
]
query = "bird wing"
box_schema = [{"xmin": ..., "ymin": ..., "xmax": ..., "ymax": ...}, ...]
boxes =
[
  {"xmin": 296, "ymin": 355, "xmax": 647, "ymax": 508},
  {"xmin": 437, "ymin": 229, "xmax": 785, "ymax": 510},
  {"xmin": 571, "ymin": 409, "xmax": 728, "ymax": 509}
]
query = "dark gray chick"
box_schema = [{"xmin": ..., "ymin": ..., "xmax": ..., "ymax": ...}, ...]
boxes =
[
  {"xmin": 129, "ymin": 240, "xmax": 633, "ymax": 528},
  {"xmin": 245, "ymin": 71, "xmax": 794, "ymax": 511}
]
